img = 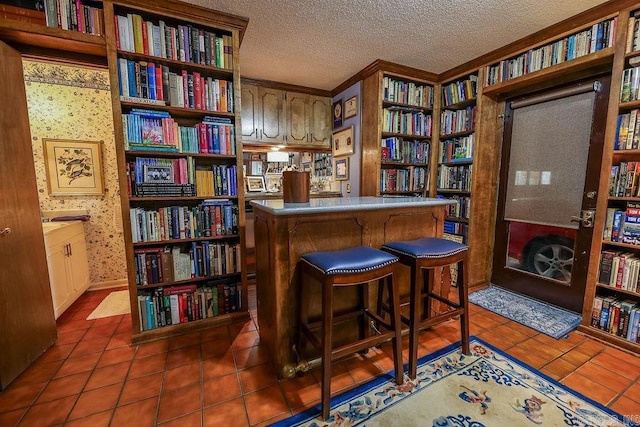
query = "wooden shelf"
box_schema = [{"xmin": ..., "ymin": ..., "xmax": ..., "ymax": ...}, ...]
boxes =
[
  {"xmin": 437, "ymin": 189, "xmax": 471, "ymax": 195},
  {"xmin": 136, "ymin": 272, "xmax": 241, "ymax": 290},
  {"xmin": 125, "ymin": 150, "xmax": 237, "ymax": 160},
  {"xmin": 117, "ymin": 49, "xmax": 233, "ymax": 79},
  {"xmin": 441, "ymin": 129, "xmax": 474, "ymax": 139},
  {"xmin": 380, "ymin": 160, "xmax": 429, "ymax": 167},
  {"xmin": 381, "ymin": 132, "xmax": 431, "ymax": 140},
  {"xmin": 601, "ymin": 239, "xmax": 640, "ymax": 250},
  {"xmin": 382, "ymin": 100, "xmax": 432, "ymax": 112},
  {"xmin": 0, "ymin": 17, "xmax": 106, "ymax": 57},
  {"xmin": 577, "ymin": 325, "xmax": 640, "ymax": 353},
  {"xmin": 129, "ymin": 195, "xmax": 237, "ymax": 202},
  {"xmin": 380, "ymin": 190, "xmax": 424, "ymax": 196},
  {"xmin": 612, "ymin": 149, "xmax": 640, "ymax": 158},
  {"xmin": 445, "ymin": 216, "xmax": 469, "ymax": 224},
  {"xmin": 441, "ymin": 98, "xmax": 476, "ymax": 110},
  {"xmin": 596, "ymin": 282, "xmax": 640, "ymax": 298},
  {"xmin": 133, "ymin": 234, "xmax": 240, "ymax": 246},
  {"xmin": 439, "ymin": 159, "xmax": 473, "ymax": 166},
  {"xmin": 120, "ymin": 101, "xmax": 235, "ymax": 119}
]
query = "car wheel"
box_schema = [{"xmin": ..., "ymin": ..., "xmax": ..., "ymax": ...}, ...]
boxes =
[{"xmin": 523, "ymin": 236, "xmax": 574, "ymax": 282}]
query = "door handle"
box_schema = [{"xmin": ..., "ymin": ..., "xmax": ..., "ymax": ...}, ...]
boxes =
[
  {"xmin": 570, "ymin": 210, "xmax": 595, "ymax": 228},
  {"xmin": 0, "ymin": 227, "xmax": 11, "ymax": 235}
]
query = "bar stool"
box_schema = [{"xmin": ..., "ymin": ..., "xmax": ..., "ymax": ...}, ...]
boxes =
[
  {"xmin": 380, "ymin": 237, "xmax": 470, "ymax": 379},
  {"xmin": 298, "ymin": 246, "xmax": 404, "ymax": 420}
]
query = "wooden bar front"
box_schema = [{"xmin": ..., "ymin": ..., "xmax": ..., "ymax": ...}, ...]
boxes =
[{"xmin": 251, "ymin": 197, "xmax": 452, "ymax": 375}]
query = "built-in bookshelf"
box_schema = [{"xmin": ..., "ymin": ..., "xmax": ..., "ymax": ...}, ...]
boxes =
[
  {"xmin": 104, "ymin": 0, "xmax": 248, "ymax": 342},
  {"xmin": 588, "ymin": 8, "xmax": 640, "ymax": 352},
  {"xmin": 361, "ymin": 65, "xmax": 436, "ymax": 197},
  {"xmin": 437, "ymin": 73, "xmax": 478, "ymax": 242},
  {"xmin": 42, "ymin": 0, "xmax": 105, "ymax": 35}
]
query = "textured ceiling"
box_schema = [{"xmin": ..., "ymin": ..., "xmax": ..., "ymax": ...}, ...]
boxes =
[{"xmin": 189, "ymin": 0, "xmax": 608, "ymax": 90}]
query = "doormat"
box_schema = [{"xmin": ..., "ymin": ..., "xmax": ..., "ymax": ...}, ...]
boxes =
[
  {"xmin": 468, "ymin": 285, "xmax": 582, "ymax": 339},
  {"xmin": 270, "ymin": 337, "xmax": 635, "ymax": 426},
  {"xmin": 86, "ymin": 290, "xmax": 131, "ymax": 320}
]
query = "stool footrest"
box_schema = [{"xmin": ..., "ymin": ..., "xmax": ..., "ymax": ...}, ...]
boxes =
[
  {"xmin": 418, "ymin": 308, "xmax": 464, "ymax": 330},
  {"xmin": 427, "ymin": 293, "xmax": 462, "ymax": 309},
  {"xmin": 331, "ymin": 332, "xmax": 397, "ymax": 361}
]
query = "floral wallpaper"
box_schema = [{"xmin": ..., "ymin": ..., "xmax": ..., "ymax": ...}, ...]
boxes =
[{"xmin": 23, "ymin": 59, "xmax": 127, "ymax": 287}]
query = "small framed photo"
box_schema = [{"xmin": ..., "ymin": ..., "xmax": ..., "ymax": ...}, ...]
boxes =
[
  {"xmin": 43, "ymin": 139, "xmax": 104, "ymax": 196},
  {"xmin": 246, "ymin": 175, "xmax": 266, "ymax": 192},
  {"xmin": 332, "ymin": 99, "xmax": 343, "ymax": 129},
  {"xmin": 332, "ymin": 126, "xmax": 354, "ymax": 157},
  {"xmin": 264, "ymin": 173, "xmax": 282, "ymax": 192},
  {"xmin": 143, "ymin": 165, "xmax": 174, "ymax": 183},
  {"xmin": 334, "ymin": 158, "xmax": 349, "ymax": 180},
  {"xmin": 343, "ymin": 96, "xmax": 358, "ymax": 119}
]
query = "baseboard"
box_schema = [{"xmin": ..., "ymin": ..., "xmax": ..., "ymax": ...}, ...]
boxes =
[{"xmin": 88, "ymin": 278, "xmax": 128, "ymax": 291}]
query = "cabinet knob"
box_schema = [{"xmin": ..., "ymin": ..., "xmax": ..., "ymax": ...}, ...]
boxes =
[{"xmin": 0, "ymin": 227, "xmax": 11, "ymax": 235}]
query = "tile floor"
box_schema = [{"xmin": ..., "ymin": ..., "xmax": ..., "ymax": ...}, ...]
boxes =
[{"xmin": 1, "ymin": 285, "xmax": 640, "ymax": 426}]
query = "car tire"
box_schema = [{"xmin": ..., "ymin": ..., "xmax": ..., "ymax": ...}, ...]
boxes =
[{"xmin": 523, "ymin": 236, "xmax": 574, "ymax": 282}]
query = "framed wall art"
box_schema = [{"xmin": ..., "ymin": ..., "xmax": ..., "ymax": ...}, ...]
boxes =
[
  {"xmin": 343, "ymin": 95, "xmax": 358, "ymax": 119},
  {"xmin": 246, "ymin": 175, "xmax": 266, "ymax": 192},
  {"xmin": 332, "ymin": 99, "xmax": 343, "ymax": 129},
  {"xmin": 332, "ymin": 126, "xmax": 354, "ymax": 157},
  {"xmin": 334, "ymin": 157, "xmax": 349, "ymax": 180},
  {"xmin": 43, "ymin": 139, "xmax": 104, "ymax": 196}
]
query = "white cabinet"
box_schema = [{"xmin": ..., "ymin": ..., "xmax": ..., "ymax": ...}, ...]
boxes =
[{"xmin": 43, "ymin": 221, "xmax": 90, "ymax": 319}]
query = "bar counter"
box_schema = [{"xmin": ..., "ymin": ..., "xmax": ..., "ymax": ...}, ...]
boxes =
[{"xmin": 250, "ymin": 196, "xmax": 454, "ymax": 376}]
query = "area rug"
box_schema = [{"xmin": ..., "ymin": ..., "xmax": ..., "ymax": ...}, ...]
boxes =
[
  {"xmin": 272, "ymin": 337, "xmax": 636, "ymax": 427},
  {"xmin": 468, "ymin": 285, "xmax": 582, "ymax": 339},
  {"xmin": 86, "ymin": 290, "xmax": 131, "ymax": 320}
]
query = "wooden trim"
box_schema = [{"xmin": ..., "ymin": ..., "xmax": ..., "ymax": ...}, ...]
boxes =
[{"xmin": 241, "ymin": 77, "xmax": 331, "ymax": 97}]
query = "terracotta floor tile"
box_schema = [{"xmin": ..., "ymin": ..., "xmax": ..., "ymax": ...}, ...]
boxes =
[
  {"xmin": 229, "ymin": 319, "xmax": 257, "ymax": 336},
  {"xmin": 157, "ymin": 383, "xmax": 201, "ymax": 423},
  {"xmin": 477, "ymin": 330, "xmax": 517, "ymax": 350},
  {"xmin": 243, "ymin": 385, "xmax": 289, "ymax": 426},
  {"xmin": 0, "ymin": 408, "xmax": 26, "ymax": 426},
  {"xmin": 84, "ymin": 361, "xmax": 130, "ymax": 390},
  {"xmin": 96, "ymin": 345, "xmax": 136, "ymax": 368},
  {"xmin": 575, "ymin": 361, "xmax": 633, "ymax": 392},
  {"xmin": 203, "ymin": 397, "xmax": 249, "ymax": 427},
  {"xmin": 55, "ymin": 353, "xmax": 100, "ymax": 378},
  {"xmin": 168, "ymin": 332, "xmax": 202, "ymax": 351},
  {"xmin": 591, "ymin": 352, "xmax": 640, "ymax": 380},
  {"xmin": 469, "ymin": 314, "xmax": 503, "ymax": 330},
  {"xmin": 202, "ymin": 350, "xmax": 236, "ymax": 380},
  {"xmin": 505, "ymin": 346, "xmax": 548, "ymax": 369},
  {"xmin": 574, "ymin": 339, "xmax": 608, "ymax": 357},
  {"xmin": 610, "ymin": 395, "xmax": 640, "ymax": 419},
  {"xmin": 254, "ymin": 411, "xmax": 291, "ymax": 427},
  {"xmin": 18, "ymin": 394, "xmax": 77, "ymax": 427},
  {"xmin": 128, "ymin": 353, "xmax": 167, "ymax": 379},
  {"xmin": 67, "ymin": 382, "xmax": 122, "ymax": 420},
  {"xmin": 539, "ymin": 368, "xmax": 561, "ymax": 381},
  {"xmin": 201, "ymin": 326, "xmax": 230, "ymax": 343},
  {"xmin": 232, "ymin": 330, "xmax": 261, "ymax": 350},
  {"xmin": 83, "ymin": 324, "xmax": 118, "ymax": 340},
  {"xmin": 542, "ymin": 358, "xmax": 577, "ymax": 378},
  {"xmin": 530, "ymin": 333, "xmax": 582, "ymax": 352},
  {"xmin": 57, "ymin": 319, "xmax": 93, "ymax": 334},
  {"xmin": 36, "ymin": 343, "xmax": 75, "ymax": 364},
  {"xmin": 115, "ymin": 319, "xmax": 133, "ymax": 335},
  {"xmin": 491, "ymin": 324, "xmax": 532, "ymax": 344},
  {"xmin": 203, "ymin": 372, "xmax": 242, "ymax": 407},
  {"xmin": 602, "ymin": 346, "xmax": 640, "ymax": 369},
  {"xmin": 157, "ymin": 411, "xmax": 202, "ymax": 427},
  {"xmin": 164, "ymin": 362, "xmax": 202, "ymax": 391},
  {"xmin": 516, "ymin": 338, "xmax": 564, "ymax": 360},
  {"xmin": 106, "ymin": 332, "xmax": 132, "ymax": 350},
  {"xmin": 201, "ymin": 337, "xmax": 233, "ymax": 359},
  {"xmin": 561, "ymin": 372, "xmax": 617, "ymax": 405},
  {"xmin": 112, "ymin": 396, "xmax": 158, "ymax": 427},
  {"xmin": 119, "ymin": 372, "xmax": 163, "ymax": 405},
  {"xmin": 36, "ymin": 371, "xmax": 90, "ymax": 404},
  {"xmin": 504, "ymin": 321, "xmax": 539, "ymax": 337},
  {"xmin": 233, "ymin": 344, "xmax": 270, "ymax": 370},
  {"xmin": 69, "ymin": 336, "xmax": 110, "ymax": 358},
  {"xmin": 166, "ymin": 344, "xmax": 201, "ymax": 369},
  {"xmin": 63, "ymin": 409, "xmax": 114, "ymax": 427},
  {"xmin": 135, "ymin": 339, "xmax": 169, "ymax": 358},
  {"xmin": 92, "ymin": 315, "xmax": 123, "ymax": 328},
  {"xmin": 559, "ymin": 349, "xmax": 592, "ymax": 367},
  {"xmin": 11, "ymin": 360, "xmax": 62, "ymax": 387},
  {"xmin": 0, "ymin": 382, "xmax": 45, "ymax": 413},
  {"xmin": 280, "ymin": 373, "xmax": 321, "ymax": 409},
  {"xmin": 418, "ymin": 335, "xmax": 452, "ymax": 353},
  {"xmin": 625, "ymin": 381, "xmax": 640, "ymax": 403},
  {"xmin": 367, "ymin": 345, "xmax": 397, "ymax": 373},
  {"xmin": 343, "ymin": 354, "xmax": 385, "ymax": 383},
  {"xmin": 239, "ymin": 363, "xmax": 279, "ymax": 393}
]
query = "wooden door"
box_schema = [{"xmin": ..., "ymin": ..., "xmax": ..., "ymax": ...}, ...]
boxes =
[
  {"xmin": 240, "ymin": 84, "xmax": 261, "ymax": 142},
  {"xmin": 0, "ymin": 41, "xmax": 57, "ymax": 390},
  {"xmin": 286, "ymin": 91, "xmax": 309, "ymax": 144},
  {"xmin": 259, "ymin": 87, "xmax": 285, "ymax": 144},
  {"xmin": 309, "ymin": 95, "xmax": 331, "ymax": 146}
]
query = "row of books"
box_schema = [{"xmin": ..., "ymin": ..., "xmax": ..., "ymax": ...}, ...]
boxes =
[
  {"xmin": 591, "ymin": 296, "xmax": 640, "ymax": 343},
  {"xmin": 114, "ymin": 13, "xmax": 233, "ymax": 69},
  {"xmin": 439, "ymin": 134, "xmax": 474, "ymax": 163},
  {"xmin": 613, "ymin": 109, "xmax": 640, "ymax": 150},
  {"xmin": 137, "ymin": 281, "xmax": 240, "ymax": 331},
  {"xmin": 485, "ymin": 18, "xmax": 616, "ymax": 86},
  {"xmin": 444, "ymin": 195, "xmax": 471, "ymax": 220},
  {"xmin": 440, "ymin": 106, "xmax": 475, "ymax": 136},
  {"xmin": 598, "ymin": 250, "xmax": 640, "ymax": 292},
  {"xmin": 382, "ymin": 76, "xmax": 434, "ymax": 108},
  {"xmin": 134, "ymin": 241, "xmax": 240, "ymax": 286},
  {"xmin": 620, "ymin": 66, "xmax": 640, "ymax": 103},
  {"xmin": 441, "ymin": 75, "xmax": 478, "ymax": 107},
  {"xmin": 380, "ymin": 167, "xmax": 427, "ymax": 193},
  {"xmin": 626, "ymin": 10, "xmax": 640, "ymax": 53},
  {"xmin": 437, "ymin": 164, "xmax": 472, "ymax": 191},
  {"xmin": 608, "ymin": 162, "xmax": 640, "ymax": 198},
  {"xmin": 130, "ymin": 201, "xmax": 238, "ymax": 243},
  {"xmin": 129, "ymin": 156, "xmax": 193, "ymax": 185},
  {"xmin": 117, "ymin": 59, "xmax": 233, "ymax": 112},
  {"xmin": 43, "ymin": 0, "xmax": 103, "ymax": 35},
  {"xmin": 382, "ymin": 109, "xmax": 432, "ymax": 137},
  {"xmin": 380, "ymin": 138, "xmax": 429, "ymax": 164},
  {"xmin": 603, "ymin": 204, "xmax": 640, "ymax": 245},
  {"xmin": 194, "ymin": 165, "xmax": 238, "ymax": 197},
  {"xmin": 124, "ymin": 112, "xmax": 235, "ymax": 156},
  {"xmin": 443, "ymin": 220, "xmax": 468, "ymax": 238}
]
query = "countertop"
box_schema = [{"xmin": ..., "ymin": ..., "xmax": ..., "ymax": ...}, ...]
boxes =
[
  {"xmin": 41, "ymin": 220, "xmax": 82, "ymax": 235},
  {"xmin": 250, "ymin": 196, "xmax": 454, "ymax": 215},
  {"xmin": 245, "ymin": 191, "xmax": 342, "ymax": 201}
]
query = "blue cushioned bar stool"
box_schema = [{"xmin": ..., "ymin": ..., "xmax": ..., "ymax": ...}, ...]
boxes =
[
  {"xmin": 380, "ymin": 237, "xmax": 470, "ymax": 379},
  {"xmin": 298, "ymin": 246, "xmax": 404, "ymax": 420}
]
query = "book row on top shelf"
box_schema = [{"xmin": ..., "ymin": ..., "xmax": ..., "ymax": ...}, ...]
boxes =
[
  {"xmin": 43, "ymin": 0, "xmax": 104, "ymax": 36},
  {"xmin": 484, "ymin": 16, "xmax": 616, "ymax": 86}
]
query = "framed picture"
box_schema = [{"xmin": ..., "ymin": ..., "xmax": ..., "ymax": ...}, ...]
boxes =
[
  {"xmin": 344, "ymin": 96, "xmax": 358, "ymax": 119},
  {"xmin": 43, "ymin": 139, "xmax": 104, "ymax": 196},
  {"xmin": 246, "ymin": 175, "xmax": 266, "ymax": 192},
  {"xmin": 334, "ymin": 158, "xmax": 349, "ymax": 180},
  {"xmin": 264, "ymin": 173, "xmax": 282, "ymax": 192},
  {"xmin": 143, "ymin": 165, "xmax": 174, "ymax": 183},
  {"xmin": 332, "ymin": 126, "xmax": 355, "ymax": 157},
  {"xmin": 332, "ymin": 99, "xmax": 343, "ymax": 129}
]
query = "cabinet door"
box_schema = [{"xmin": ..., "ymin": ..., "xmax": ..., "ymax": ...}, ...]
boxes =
[
  {"xmin": 68, "ymin": 231, "xmax": 90, "ymax": 295},
  {"xmin": 309, "ymin": 95, "xmax": 331, "ymax": 146},
  {"xmin": 46, "ymin": 242, "xmax": 70, "ymax": 319},
  {"xmin": 286, "ymin": 92, "xmax": 310, "ymax": 144},
  {"xmin": 241, "ymin": 84, "xmax": 261, "ymax": 142},
  {"xmin": 259, "ymin": 87, "xmax": 286, "ymax": 144}
]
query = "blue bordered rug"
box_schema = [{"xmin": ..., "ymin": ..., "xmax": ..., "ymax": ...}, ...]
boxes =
[
  {"xmin": 468, "ymin": 285, "xmax": 582, "ymax": 339},
  {"xmin": 271, "ymin": 337, "xmax": 636, "ymax": 427}
]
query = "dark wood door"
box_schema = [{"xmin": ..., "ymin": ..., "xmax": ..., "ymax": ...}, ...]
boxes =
[
  {"xmin": 0, "ymin": 40, "xmax": 57, "ymax": 390},
  {"xmin": 491, "ymin": 76, "xmax": 611, "ymax": 313}
]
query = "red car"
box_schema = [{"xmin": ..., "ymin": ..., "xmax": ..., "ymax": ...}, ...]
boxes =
[{"xmin": 507, "ymin": 221, "xmax": 576, "ymax": 282}]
